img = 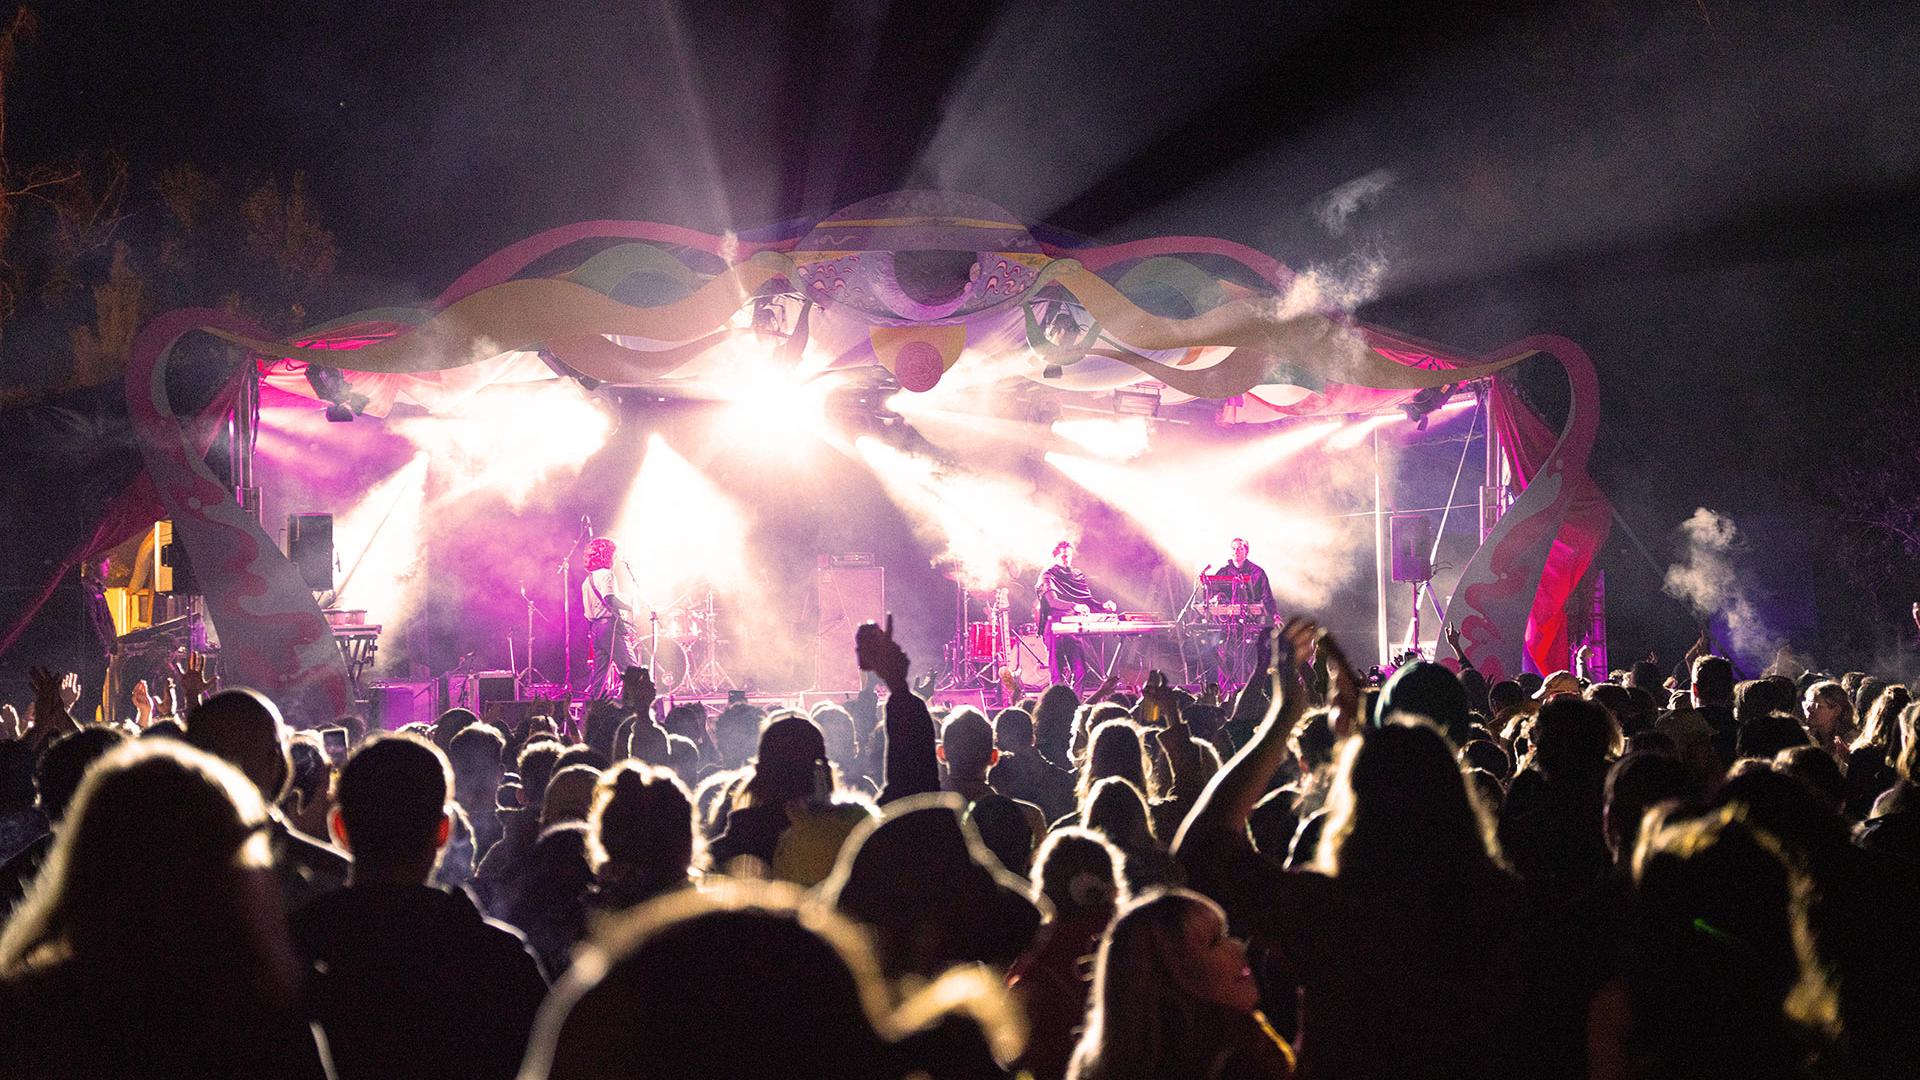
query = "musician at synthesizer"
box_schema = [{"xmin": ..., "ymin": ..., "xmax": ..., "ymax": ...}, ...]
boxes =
[
  {"xmin": 1207, "ymin": 538, "xmax": 1273, "ymax": 619},
  {"xmin": 581, "ymin": 537, "xmax": 640, "ymax": 699},
  {"xmin": 1036, "ymin": 540, "xmax": 1115, "ymax": 690}
]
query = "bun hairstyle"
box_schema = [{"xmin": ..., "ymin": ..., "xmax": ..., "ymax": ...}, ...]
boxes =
[{"xmin": 588, "ymin": 761, "xmax": 702, "ymax": 875}]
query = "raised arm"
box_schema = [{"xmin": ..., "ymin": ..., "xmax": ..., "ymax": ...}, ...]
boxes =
[
  {"xmin": 1174, "ymin": 619, "xmax": 1315, "ymax": 850},
  {"xmin": 858, "ymin": 618, "xmax": 940, "ymax": 804}
]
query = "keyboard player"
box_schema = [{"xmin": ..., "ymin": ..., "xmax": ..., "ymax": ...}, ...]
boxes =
[
  {"xmin": 1037, "ymin": 540, "xmax": 1116, "ymax": 690},
  {"xmin": 1205, "ymin": 538, "xmax": 1274, "ymax": 679}
]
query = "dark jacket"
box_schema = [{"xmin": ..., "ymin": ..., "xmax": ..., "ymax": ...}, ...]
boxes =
[{"xmin": 290, "ymin": 882, "xmax": 546, "ymax": 1080}]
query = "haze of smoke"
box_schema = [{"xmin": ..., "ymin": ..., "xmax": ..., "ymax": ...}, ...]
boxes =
[
  {"xmin": 1662, "ymin": 507, "xmax": 1781, "ymax": 668},
  {"xmin": 1314, "ymin": 170, "xmax": 1397, "ymax": 236}
]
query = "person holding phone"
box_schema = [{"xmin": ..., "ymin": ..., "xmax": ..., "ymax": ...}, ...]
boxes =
[{"xmin": 581, "ymin": 539, "xmax": 639, "ymax": 700}]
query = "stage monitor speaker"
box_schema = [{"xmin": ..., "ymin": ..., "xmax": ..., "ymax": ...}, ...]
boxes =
[
  {"xmin": 1390, "ymin": 513, "xmax": 1435, "ymax": 583},
  {"xmin": 475, "ymin": 670, "xmax": 518, "ymax": 713},
  {"xmin": 287, "ymin": 513, "xmax": 334, "ymax": 592},
  {"xmin": 368, "ymin": 680, "xmax": 435, "ymax": 730},
  {"xmin": 814, "ymin": 563, "xmax": 884, "ymax": 692}
]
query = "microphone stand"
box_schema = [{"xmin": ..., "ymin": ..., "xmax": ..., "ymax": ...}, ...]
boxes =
[{"xmin": 561, "ymin": 524, "xmax": 589, "ymax": 703}]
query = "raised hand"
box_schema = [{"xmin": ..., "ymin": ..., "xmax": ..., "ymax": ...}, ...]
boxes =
[
  {"xmin": 27, "ymin": 667, "xmax": 75, "ymax": 736},
  {"xmin": 1, "ymin": 704, "xmax": 23, "ymax": 741},
  {"xmin": 59, "ymin": 672, "xmax": 81, "ymax": 711},
  {"xmin": 1269, "ymin": 618, "xmax": 1320, "ymax": 728},
  {"xmin": 1444, "ymin": 621, "xmax": 1465, "ymax": 659},
  {"xmin": 855, "ymin": 615, "xmax": 912, "ymax": 695},
  {"xmin": 176, "ymin": 651, "xmax": 210, "ymax": 705},
  {"xmin": 132, "ymin": 680, "xmax": 156, "ymax": 726},
  {"xmin": 1318, "ymin": 629, "xmax": 1363, "ymax": 739}
]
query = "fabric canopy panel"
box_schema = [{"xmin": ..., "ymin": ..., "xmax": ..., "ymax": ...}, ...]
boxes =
[{"xmin": 86, "ymin": 190, "xmax": 1606, "ymax": 699}]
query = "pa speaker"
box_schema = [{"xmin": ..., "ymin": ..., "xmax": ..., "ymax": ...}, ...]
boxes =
[
  {"xmin": 813, "ymin": 563, "xmax": 884, "ymax": 692},
  {"xmin": 287, "ymin": 513, "xmax": 334, "ymax": 592},
  {"xmin": 1390, "ymin": 513, "xmax": 1435, "ymax": 583}
]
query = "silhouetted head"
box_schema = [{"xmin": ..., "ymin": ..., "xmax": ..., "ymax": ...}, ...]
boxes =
[
  {"xmin": 1317, "ymin": 717, "xmax": 1504, "ymax": 893},
  {"xmin": 543, "ymin": 764, "xmax": 604, "ymax": 829},
  {"xmin": 743, "ymin": 713, "xmax": 827, "ymax": 809},
  {"xmin": 590, "ymin": 761, "xmax": 699, "ymax": 883},
  {"xmin": 184, "ymin": 688, "xmax": 293, "ymax": 802},
  {"xmin": 939, "ymin": 708, "xmax": 997, "ymax": 780},
  {"xmin": 1070, "ymin": 889, "xmax": 1265, "ymax": 1080},
  {"xmin": 1376, "ymin": 661, "xmax": 1471, "ymax": 745},
  {"xmin": 1603, "ymin": 750, "xmax": 1700, "ymax": 863},
  {"xmin": 445, "ymin": 722, "xmax": 506, "ymax": 804},
  {"xmin": 522, "ymin": 880, "xmax": 1015, "ymax": 1080},
  {"xmin": 823, "ymin": 793, "xmax": 1041, "ymax": 980},
  {"xmin": 712, "ymin": 704, "xmax": 764, "ymax": 770},
  {"xmin": 1031, "ymin": 826, "xmax": 1127, "ymax": 925},
  {"xmin": 1531, "ymin": 696, "xmax": 1621, "ymax": 779},
  {"xmin": 993, "ymin": 707, "xmax": 1035, "ymax": 751},
  {"xmin": 1080, "ymin": 720, "xmax": 1150, "ymax": 804},
  {"xmin": 35, "ymin": 725, "xmax": 129, "ymax": 824},
  {"xmin": 0, "ymin": 740, "xmax": 294, "ymax": 1008},
  {"xmin": 332, "ymin": 734, "xmax": 450, "ymax": 876},
  {"xmin": 1033, "ymin": 685, "xmax": 1080, "ymax": 767},
  {"xmin": 1082, "ymin": 776, "xmax": 1156, "ymax": 855},
  {"xmin": 1691, "ymin": 656, "xmax": 1736, "ymax": 707}
]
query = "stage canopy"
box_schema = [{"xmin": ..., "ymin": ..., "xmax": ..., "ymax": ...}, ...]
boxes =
[{"xmin": 14, "ymin": 191, "xmax": 1606, "ymax": 725}]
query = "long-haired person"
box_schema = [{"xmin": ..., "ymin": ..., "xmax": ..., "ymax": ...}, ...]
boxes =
[
  {"xmin": 518, "ymin": 880, "xmax": 1018, "ymax": 1080},
  {"xmin": 0, "ymin": 740, "xmax": 326, "ymax": 1078},
  {"xmin": 1175, "ymin": 619, "xmax": 1528, "ymax": 1080},
  {"xmin": 1844, "ymin": 685, "xmax": 1910, "ymax": 817},
  {"xmin": 1011, "ymin": 827, "xmax": 1130, "ymax": 1080},
  {"xmin": 1068, "ymin": 889, "xmax": 1293, "ymax": 1080},
  {"xmin": 1799, "ymin": 680, "xmax": 1856, "ymax": 760},
  {"xmin": 587, "ymin": 761, "xmax": 702, "ymax": 912}
]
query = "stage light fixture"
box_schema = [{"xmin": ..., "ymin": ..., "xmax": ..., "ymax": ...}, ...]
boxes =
[
  {"xmin": 1111, "ymin": 386, "xmax": 1161, "ymax": 417},
  {"xmin": 305, "ymin": 363, "xmax": 370, "ymax": 423},
  {"xmin": 1400, "ymin": 383, "xmax": 1459, "ymax": 431}
]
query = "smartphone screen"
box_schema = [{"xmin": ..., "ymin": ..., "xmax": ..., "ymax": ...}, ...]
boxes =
[{"xmin": 320, "ymin": 726, "xmax": 349, "ymax": 765}]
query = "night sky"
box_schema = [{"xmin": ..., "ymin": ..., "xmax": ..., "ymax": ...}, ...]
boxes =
[{"xmin": 13, "ymin": 0, "xmax": 1920, "ymax": 668}]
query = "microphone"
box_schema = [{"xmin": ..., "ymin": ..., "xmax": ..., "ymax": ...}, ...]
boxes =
[{"xmin": 1198, "ymin": 564, "xmax": 1213, "ymax": 577}]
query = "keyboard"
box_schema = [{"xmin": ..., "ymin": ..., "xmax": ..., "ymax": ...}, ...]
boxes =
[{"xmin": 1049, "ymin": 614, "xmax": 1177, "ymax": 636}]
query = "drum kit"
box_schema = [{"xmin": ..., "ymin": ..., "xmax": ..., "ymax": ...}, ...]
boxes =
[{"xmin": 632, "ymin": 590, "xmax": 730, "ymax": 695}]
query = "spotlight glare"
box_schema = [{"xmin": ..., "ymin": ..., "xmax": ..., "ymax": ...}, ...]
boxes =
[
  {"xmin": 1045, "ymin": 450, "xmax": 1357, "ymax": 608},
  {"xmin": 611, "ymin": 435, "xmax": 752, "ymax": 607},
  {"xmin": 1325, "ymin": 413, "xmax": 1399, "ymax": 452},
  {"xmin": 398, "ymin": 382, "xmax": 611, "ymax": 509},
  {"xmin": 855, "ymin": 436, "xmax": 1070, "ymax": 590},
  {"xmin": 329, "ymin": 452, "xmax": 430, "ymax": 634},
  {"xmin": 1051, "ymin": 415, "xmax": 1150, "ymax": 462}
]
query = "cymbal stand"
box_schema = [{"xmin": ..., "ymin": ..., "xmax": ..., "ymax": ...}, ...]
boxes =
[{"xmin": 686, "ymin": 589, "xmax": 733, "ymax": 693}]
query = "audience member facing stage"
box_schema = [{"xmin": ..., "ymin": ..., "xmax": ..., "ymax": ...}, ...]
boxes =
[
  {"xmin": 0, "ymin": 740, "xmax": 327, "ymax": 1078},
  {"xmin": 1010, "ymin": 827, "xmax": 1129, "ymax": 1080},
  {"xmin": 519, "ymin": 880, "xmax": 1016, "ymax": 1080},
  {"xmin": 586, "ymin": 761, "xmax": 702, "ymax": 913},
  {"xmin": 292, "ymin": 733, "xmax": 546, "ymax": 1080},
  {"xmin": 0, "ymin": 725, "xmax": 127, "ymax": 918},
  {"xmin": 185, "ymin": 688, "xmax": 350, "ymax": 910}
]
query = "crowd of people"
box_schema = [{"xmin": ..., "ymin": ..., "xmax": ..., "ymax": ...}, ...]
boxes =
[{"xmin": 0, "ymin": 615, "xmax": 1917, "ymax": 1080}]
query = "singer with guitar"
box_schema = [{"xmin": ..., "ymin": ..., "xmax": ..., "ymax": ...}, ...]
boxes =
[{"xmin": 580, "ymin": 537, "xmax": 640, "ymax": 699}]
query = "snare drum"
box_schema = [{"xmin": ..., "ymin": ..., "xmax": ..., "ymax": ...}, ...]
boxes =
[{"xmin": 966, "ymin": 621, "xmax": 997, "ymax": 660}]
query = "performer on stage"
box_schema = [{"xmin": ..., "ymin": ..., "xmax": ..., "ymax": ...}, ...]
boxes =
[
  {"xmin": 581, "ymin": 538, "xmax": 639, "ymax": 699},
  {"xmin": 1036, "ymin": 540, "xmax": 1115, "ymax": 690},
  {"xmin": 1205, "ymin": 537, "xmax": 1274, "ymax": 682},
  {"xmin": 1210, "ymin": 538, "xmax": 1273, "ymax": 617}
]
